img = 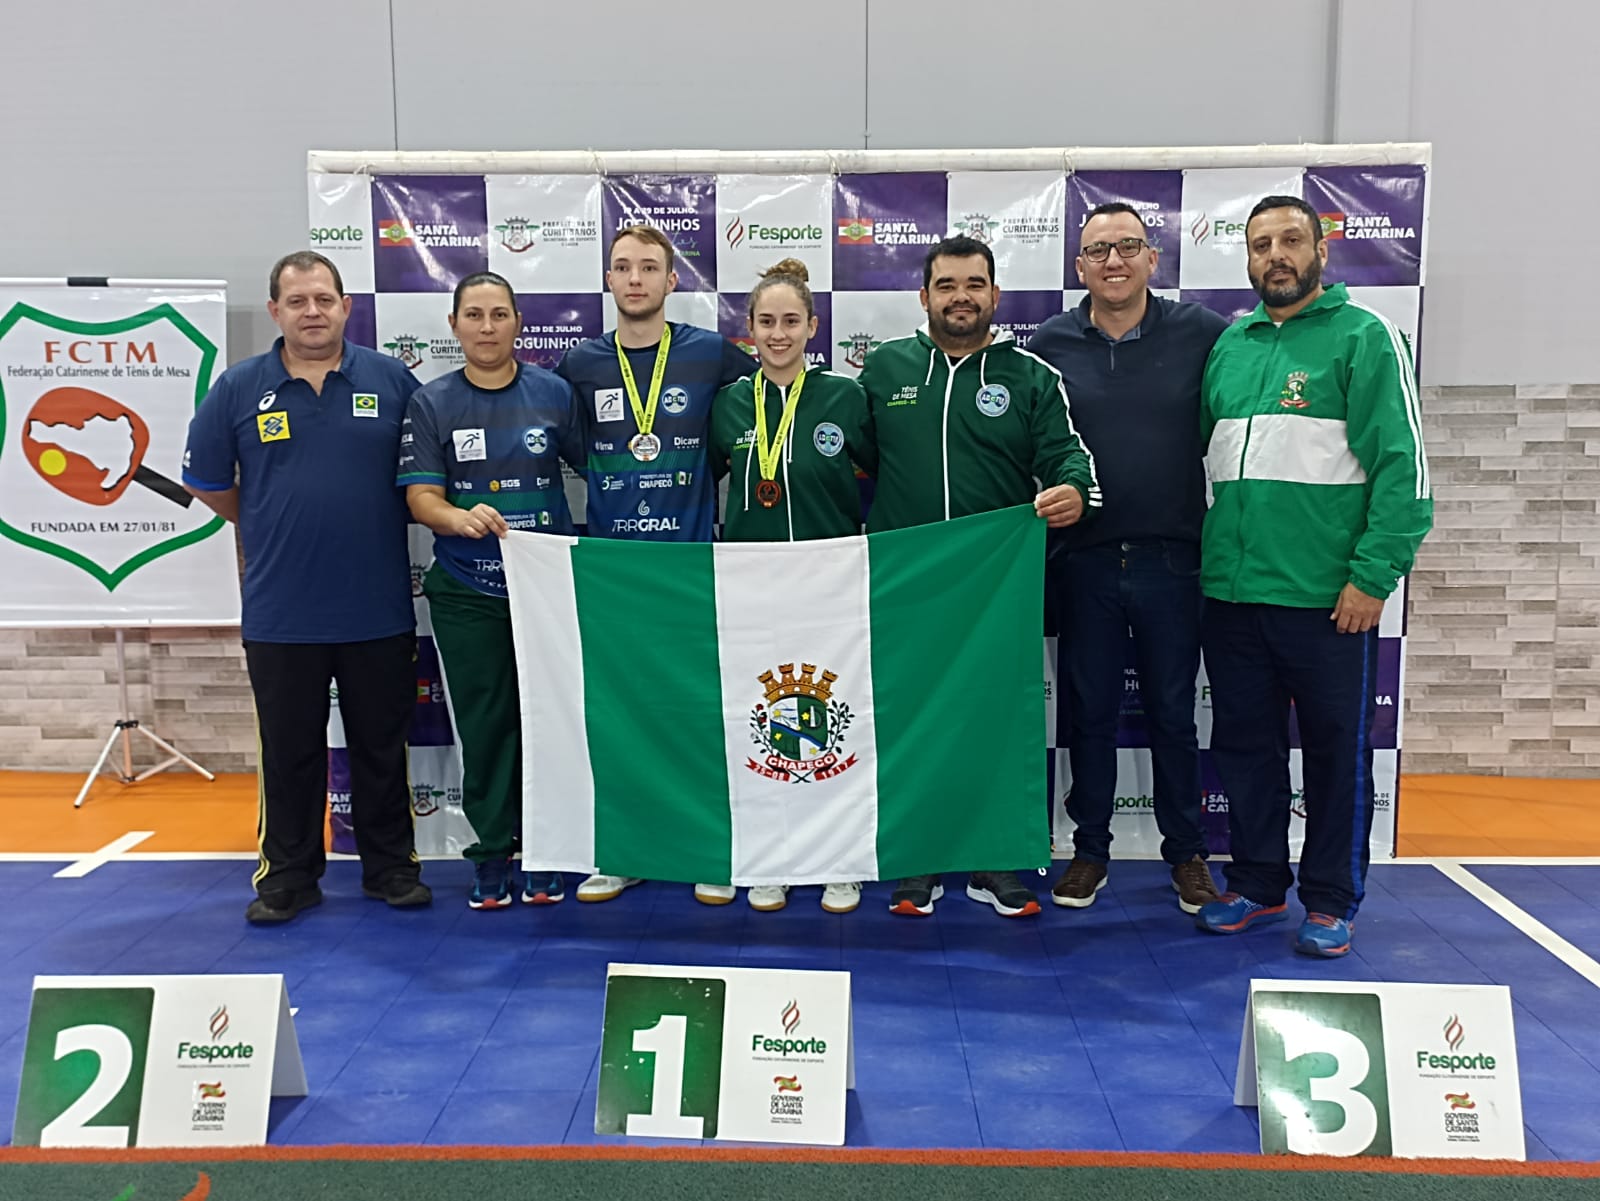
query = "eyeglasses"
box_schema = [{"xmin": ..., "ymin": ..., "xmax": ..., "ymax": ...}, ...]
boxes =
[{"xmin": 1080, "ymin": 237, "xmax": 1149, "ymax": 262}]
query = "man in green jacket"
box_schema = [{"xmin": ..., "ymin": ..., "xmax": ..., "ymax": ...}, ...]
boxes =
[
  {"xmin": 861, "ymin": 234, "xmax": 1101, "ymax": 919},
  {"xmin": 1194, "ymin": 195, "xmax": 1431, "ymax": 958}
]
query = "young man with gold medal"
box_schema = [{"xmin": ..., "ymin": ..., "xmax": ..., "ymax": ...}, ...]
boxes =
[
  {"xmin": 709, "ymin": 261, "xmax": 876, "ymax": 914},
  {"xmin": 555, "ymin": 225, "xmax": 755, "ymax": 904}
]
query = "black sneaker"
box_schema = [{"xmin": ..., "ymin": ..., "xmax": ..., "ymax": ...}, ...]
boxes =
[
  {"xmin": 966, "ymin": 871, "xmax": 1042, "ymax": 917},
  {"xmin": 362, "ymin": 873, "xmax": 433, "ymax": 908},
  {"xmin": 889, "ymin": 874, "xmax": 944, "ymax": 916},
  {"xmin": 245, "ymin": 885, "xmax": 323, "ymax": 925}
]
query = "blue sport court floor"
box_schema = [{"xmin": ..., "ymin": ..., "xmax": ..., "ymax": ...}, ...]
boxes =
[{"xmin": 1, "ymin": 856, "xmax": 1598, "ymax": 1157}]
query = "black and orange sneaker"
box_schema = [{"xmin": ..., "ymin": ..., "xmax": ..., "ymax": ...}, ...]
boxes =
[
  {"xmin": 967, "ymin": 871, "xmax": 1042, "ymax": 917},
  {"xmin": 889, "ymin": 875, "xmax": 944, "ymax": 916}
]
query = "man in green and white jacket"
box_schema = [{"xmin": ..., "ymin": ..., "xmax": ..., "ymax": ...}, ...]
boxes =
[{"xmin": 1195, "ymin": 195, "xmax": 1432, "ymax": 958}]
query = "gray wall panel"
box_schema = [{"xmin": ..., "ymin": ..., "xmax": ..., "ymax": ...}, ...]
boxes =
[
  {"xmin": 0, "ymin": 0, "xmax": 397, "ymax": 353},
  {"xmin": 389, "ymin": 0, "xmax": 868, "ymax": 152},
  {"xmin": 864, "ymin": 0, "xmax": 1334, "ymax": 149}
]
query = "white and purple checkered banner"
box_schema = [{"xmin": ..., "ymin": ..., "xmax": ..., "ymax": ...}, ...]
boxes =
[{"xmin": 309, "ymin": 147, "xmax": 1428, "ymax": 860}]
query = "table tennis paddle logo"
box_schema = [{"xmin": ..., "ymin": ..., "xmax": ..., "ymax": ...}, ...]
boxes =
[
  {"xmin": 0, "ymin": 298, "xmax": 224, "ymax": 589},
  {"xmin": 22, "ymin": 387, "xmax": 191, "ymax": 507}
]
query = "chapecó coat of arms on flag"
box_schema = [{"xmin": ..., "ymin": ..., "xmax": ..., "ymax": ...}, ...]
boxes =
[{"xmin": 748, "ymin": 662, "xmax": 856, "ymax": 783}]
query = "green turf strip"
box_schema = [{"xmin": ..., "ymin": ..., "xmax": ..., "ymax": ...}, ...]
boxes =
[{"xmin": 3, "ymin": 1159, "xmax": 1596, "ymax": 1201}]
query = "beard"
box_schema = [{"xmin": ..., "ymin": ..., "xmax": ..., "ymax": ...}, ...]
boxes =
[
  {"xmin": 928, "ymin": 301, "xmax": 992, "ymax": 344},
  {"xmin": 1250, "ymin": 255, "xmax": 1323, "ymax": 307}
]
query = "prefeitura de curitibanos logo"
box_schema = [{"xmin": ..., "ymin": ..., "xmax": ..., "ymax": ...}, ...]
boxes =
[
  {"xmin": 748, "ymin": 662, "xmax": 856, "ymax": 783},
  {"xmin": 495, "ymin": 216, "xmax": 541, "ymax": 253},
  {"xmin": 837, "ymin": 332, "xmax": 881, "ymax": 370},
  {"xmin": 0, "ymin": 301, "xmax": 223, "ymax": 589}
]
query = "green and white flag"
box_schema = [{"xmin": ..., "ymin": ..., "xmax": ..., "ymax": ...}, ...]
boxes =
[{"xmin": 504, "ymin": 505, "xmax": 1048, "ymax": 886}]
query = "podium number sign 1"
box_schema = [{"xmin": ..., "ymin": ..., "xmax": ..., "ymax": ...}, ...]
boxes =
[
  {"xmin": 12, "ymin": 975, "xmax": 305, "ymax": 1148},
  {"xmin": 596, "ymin": 963, "xmax": 853, "ymax": 1145},
  {"xmin": 1236, "ymin": 979, "xmax": 1524, "ymax": 1159}
]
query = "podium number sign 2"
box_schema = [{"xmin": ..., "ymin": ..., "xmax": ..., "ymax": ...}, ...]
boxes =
[
  {"xmin": 12, "ymin": 975, "xmax": 305, "ymax": 1148},
  {"xmin": 14, "ymin": 987, "xmax": 157, "ymax": 1148}
]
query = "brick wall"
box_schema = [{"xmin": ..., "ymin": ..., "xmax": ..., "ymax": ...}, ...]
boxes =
[
  {"xmin": 1401, "ymin": 383, "xmax": 1600, "ymax": 776},
  {"xmin": 0, "ymin": 627, "xmax": 257, "ymax": 774},
  {"xmin": 2, "ymin": 381, "xmax": 1597, "ymax": 778}
]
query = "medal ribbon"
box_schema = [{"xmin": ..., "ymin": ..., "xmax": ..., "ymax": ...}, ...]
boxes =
[
  {"xmin": 615, "ymin": 324, "xmax": 673, "ymax": 438},
  {"xmin": 752, "ymin": 369, "xmax": 806, "ymax": 484}
]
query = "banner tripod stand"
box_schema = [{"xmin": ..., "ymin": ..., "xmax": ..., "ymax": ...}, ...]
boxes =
[{"xmin": 75, "ymin": 628, "xmax": 214, "ymax": 808}]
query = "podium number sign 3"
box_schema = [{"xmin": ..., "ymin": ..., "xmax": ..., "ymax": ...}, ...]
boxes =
[
  {"xmin": 12, "ymin": 975, "xmax": 305, "ymax": 1148},
  {"xmin": 597, "ymin": 963, "xmax": 853, "ymax": 1145},
  {"xmin": 1237, "ymin": 979, "xmax": 1524, "ymax": 1160}
]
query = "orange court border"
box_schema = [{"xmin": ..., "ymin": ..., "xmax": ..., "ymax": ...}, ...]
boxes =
[{"xmin": 3, "ymin": 770, "xmax": 1599, "ymax": 860}]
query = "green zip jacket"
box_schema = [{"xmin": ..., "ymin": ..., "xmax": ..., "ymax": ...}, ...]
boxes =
[
  {"xmin": 1200, "ymin": 282, "xmax": 1432, "ymax": 607},
  {"xmin": 859, "ymin": 328, "xmax": 1101, "ymax": 532},
  {"xmin": 710, "ymin": 366, "xmax": 876, "ymax": 542}
]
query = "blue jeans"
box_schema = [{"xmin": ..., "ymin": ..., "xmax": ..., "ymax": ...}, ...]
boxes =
[{"xmin": 1053, "ymin": 540, "xmax": 1205, "ymax": 865}]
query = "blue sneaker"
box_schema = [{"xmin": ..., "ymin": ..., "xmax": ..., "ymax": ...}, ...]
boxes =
[
  {"xmin": 1196, "ymin": 892, "xmax": 1288, "ymax": 934},
  {"xmin": 468, "ymin": 858, "xmax": 513, "ymax": 910},
  {"xmin": 1296, "ymin": 912, "xmax": 1354, "ymax": 957},
  {"xmin": 522, "ymin": 871, "xmax": 565, "ymax": 905}
]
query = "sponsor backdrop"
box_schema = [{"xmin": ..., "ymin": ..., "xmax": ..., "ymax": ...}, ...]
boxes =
[
  {"xmin": 309, "ymin": 152, "xmax": 1428, "ymax": 861},
  {"xmin": 0, "ymin": 281, "xmax": 237, "ymax": 627}
]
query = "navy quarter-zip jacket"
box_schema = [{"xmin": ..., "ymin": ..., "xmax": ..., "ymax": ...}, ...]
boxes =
[{"xmin": 1029, "ymin": 293, "xmax": 1228, "ymax": 552}]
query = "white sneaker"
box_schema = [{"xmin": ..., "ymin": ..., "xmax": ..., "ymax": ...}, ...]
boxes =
[
  {"xmin": 576, "ymin": 874, "xmax": 642, "ymax": 902},
  {"xmin": 821, "ymin": 881, "xmax": 862, "ymax": 913},
  {"xmin": 748, "ymin": 884, "xmax": 789, "ymax": 912},
  {"xmin": 694, "ymin": 882, "xmax": 737, "ymax": 905}
]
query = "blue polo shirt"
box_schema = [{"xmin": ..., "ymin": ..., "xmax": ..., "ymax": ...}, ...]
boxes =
[
  {"xmin": 556, "ymin": 323, "xmax": 753, "ymax": 541},
  {"xmin": 397, "ymin": 364, "xmax": 583, "ymax": 597},
  {"xmin": 182, "ymin": 338, "xmax": 419, "ymax": 643}
]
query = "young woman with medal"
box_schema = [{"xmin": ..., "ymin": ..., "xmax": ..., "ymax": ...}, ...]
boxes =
[
  {"xmin": 709, "ymin": 258, "xmax": 877, "ymax": 913},
  {"xmin": 399, "ymin": 272, "xmax": 585, "ymax": 912}
]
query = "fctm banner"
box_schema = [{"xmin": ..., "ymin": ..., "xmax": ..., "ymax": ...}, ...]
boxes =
[
  {"xmin": 309, "ymin": 147, "xmax": 1427, "ymax": 860},
  {"xmin": 0, "ymin": 280, "xmax": 237, "ymax": 627}
]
